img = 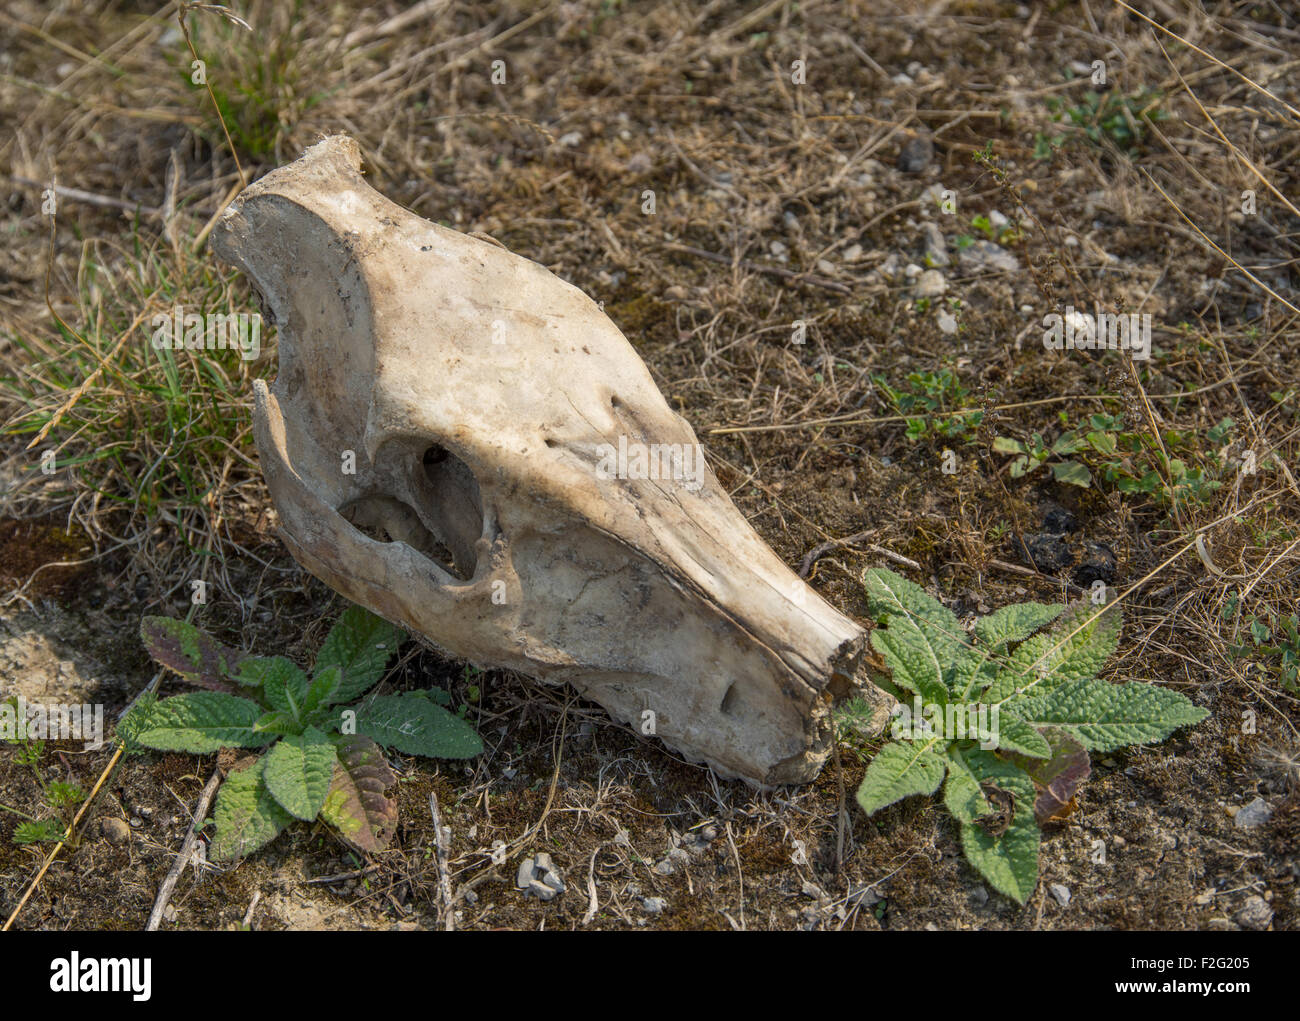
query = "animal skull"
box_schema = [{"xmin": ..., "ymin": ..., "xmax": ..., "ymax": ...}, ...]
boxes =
[{"xmin": 211, "ymin": 135, "xmax": 884, "ymax": 785}]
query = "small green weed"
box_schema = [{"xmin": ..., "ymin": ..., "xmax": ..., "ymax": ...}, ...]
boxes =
[
  {"xmin": 874, "ymin": 368, "xmax": 983, "ymax": 443},
  {"xmin": 840, "ymin": 568, "xmax": 1206, "ymax": 903},
  {"xmin": 1223, "ymin": 592, "xmax": 1300, "ymax": 693},
  {"xmin": 120, "ymin": 606, "xmax": 482, "ymax": 859},
  {"xmin": 993, "ymin": 414, "xmax": 1243, "ymax": 515},
  {"xmin": 1036, "ymin": 88, "xmax": 1168, "ymax": 158},
  {"xmin": 0, "ymin": 705, "xmax": 85, "ymax": 846}
]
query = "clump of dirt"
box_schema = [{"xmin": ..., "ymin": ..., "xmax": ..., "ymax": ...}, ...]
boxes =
[{"xmin": 0, "ymin": 518, "xmax": 94, "ymax": 602}]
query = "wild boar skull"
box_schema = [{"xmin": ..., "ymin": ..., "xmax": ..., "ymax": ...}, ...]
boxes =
[{"xmin": 211, "ymin": 135, "xmax": 882, "ymax": 785}]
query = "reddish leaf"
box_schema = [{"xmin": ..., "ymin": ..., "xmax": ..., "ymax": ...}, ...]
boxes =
[
  {"xmin": 320, "ymin": 734, "xmax": 397, "ymax": 852},
  {"xmin": 1005, "ymin": 726, "xmax": 1091, "ymax": 823},
  {"xmin": 141, "ymin": 616, "xmax": 243, "ymax": 692}
]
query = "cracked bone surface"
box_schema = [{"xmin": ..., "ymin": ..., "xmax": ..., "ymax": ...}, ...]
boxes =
[{"xmin": 212, "ymin": 135, "xmax": 882, "ymax": 785}]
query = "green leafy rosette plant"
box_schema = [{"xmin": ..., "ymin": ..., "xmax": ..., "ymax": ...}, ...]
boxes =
[
  {"xmin": 847, "ymin": 568, "xmax": 1206, "ymax": 904},
  {"xmin": 120, "ymin": 606, "xmax": 482, "ymax": 859}
]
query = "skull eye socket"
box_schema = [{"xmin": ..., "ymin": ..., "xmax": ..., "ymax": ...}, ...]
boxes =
[
  {"xmin": 414, "ymin": 443, "xmax": 484, "ymax": 579},
  {"xmin": 338, "ymin": 441, "xmax": 485, "ymax": 583}
]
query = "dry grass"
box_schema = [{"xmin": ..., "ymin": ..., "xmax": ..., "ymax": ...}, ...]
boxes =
[{"xmin": 0, "ymin": 0, "xmax": 1297, "ymax": 930}]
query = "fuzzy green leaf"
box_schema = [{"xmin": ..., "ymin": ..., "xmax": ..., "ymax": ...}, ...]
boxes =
[
  {"xmin": 855, "ymin": 740, "xmax": 947, "ymax": 815},
  {"xmin": 140, "ymin": 617, "xmax": 242, "ymax": 693},
  {"xmin": 959, "ymin": 751, "xmax": 1040, "ymax": 904},
  {"xmin": 986, "ymin": 600, "xmax": 1120, "ymax": 705},
  {"xmin": 869, "ymin": 630, "xmax": 951, "ymax": 704},
  {"xmin": 117, "ymin": 691, "xmax": 157, "ymax": 753},
  {"xmin": 315, "ymin": 606, "xmax": 405, "ymax": 704},
  {"xmin": 246, "ymin": 657, "xmax": 312, "ymax": 720},
  {"xmin": 950, "ymin": 650, "xmax": 1000, "ymax": 700},
  {"xmin": 301, "ymin": 665, "xmax": 342, "ymax": 718},
  {"xmin": 263, "ymin": 727, "xmax": 337, "ymax": 821},
  {"xmin": 321, "ymin": 734, "xmax": 398, "ymax": 852},
  {"xmin": 1086, "ymin": 430, "xmax": 1118, "ymax": 456},
  {"xmin": 863, "ymin": 568, "xmax": 967, "ymax": 699},
  {"xmin": 252, "ymin": 710, "xmax": 301, "ymax": 738},
  {"xmin": 942, "ymin": 748, "xmax": 990, "ymax": 825},
  {"xmin": 991, "ymin": 715, "xmax": 1053, "ymax": 758},
  {"xmin": 973, "ymin": 602, "xmax": 1063, "ymax": 650},
  {"xmin": 126, "ymin": 692, "xmax": 273, "ymax": 753},
  {"xmin": 1009, "ymin": 678, "xmax": 1208, "ymax": 752},
  {"xmin": 209, "ymin": 758, "xmax": 294, "ymax": 860},
  {"xmin": 356, "ymin": 694, "xmax": 482, "ymax": 759}
]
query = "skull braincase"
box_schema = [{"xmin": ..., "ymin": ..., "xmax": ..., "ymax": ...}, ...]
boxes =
[{"xmin": 212, "ymin": 135, "xmax": 881, "ymax": 785}]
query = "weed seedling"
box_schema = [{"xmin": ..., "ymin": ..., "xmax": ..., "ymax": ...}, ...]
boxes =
[
  {"xmin": 120, "ymin": 606, "xmax": 482, "ymax": 859},
  {"xmin": 840, "ymin": 569, "xmax": 1205, "ymax": 903}
]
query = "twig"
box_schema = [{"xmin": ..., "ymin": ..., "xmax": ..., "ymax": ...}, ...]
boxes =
[
  {"xmin": 146, "ymin": 767, "xmax": 222, "ymax": 930},
  {"xmin": 428, "ymin": 790, "xmax": 456, "ymax": 932},
  {"xmin": 988, "ymin": 558, "xmax": 1087, "ymax": 596},
  {"xmin": 724, "ymin": 821, "xmax": 746, "ymax": 931},
  {"xmin": 580, "ymin": 848, "xmax": 600, "ymax": 926},
  {"xmin": 1111, "ymin": 0, "xmax": 1300, "ymax": 121},
  {"xmin": 177, "ymin": 3, "xmax": 247, "ymax": 189},
  {"xmin": 241, "ymin": 891, "xmax": 261, "ymax": 929},
  {"xmin": 304, "ymin": 865, "xmax": 379, "ymax": 885},
  {"xmin": 709, "ymin": 378, "xmax": 1264, "ymax": 436},
  {"xmin": 343, "ymin": 0, "xmax": 451, "ymax": 48},
  {"xmin": 7, "ymin": 175, "xmax": 162, "ymax": 215},
  {"xmin": 799, "ymin": 533, "xmax": 921, "ymax": 578},
  {"xmin": 4, "ymin": 666, "xmax": 167, "ymax": 930},
  {"xmin": 832, "ymin": 739, "xmax": 847, "ymax": 875},
  {"xmin": 1138, "ymin": 166, "xmax": 1300, "ymax": 316}
]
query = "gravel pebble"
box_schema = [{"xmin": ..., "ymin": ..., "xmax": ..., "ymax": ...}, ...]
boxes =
[
  {"xmin": 100, "ymin": 817, "xmax": 131, "ymax": 846},
  {"xmin": 1235, "ymin": 895, "xmax": 1273, "ymax": 930},
  {"xmin": 1234, "ymin": 797, "xmax": 1272, "ymax": 829},
  {"xmin": 914, "ymin": 269, "xmax": 947, "ymax": 298}
]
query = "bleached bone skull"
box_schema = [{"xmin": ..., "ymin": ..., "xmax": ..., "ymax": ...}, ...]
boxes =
[{"xmin": 211, "ymin": 135, "xmax": 879, "ymax": 784}]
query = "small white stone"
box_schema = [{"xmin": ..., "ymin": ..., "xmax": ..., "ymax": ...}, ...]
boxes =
[
  {"xmin": 1234, "ymin": 797, "xmax": 1272, "ymax": 829},
  {"xmin": 914, "ymin": 269, "xmax": 947, "ymax": 298}
]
